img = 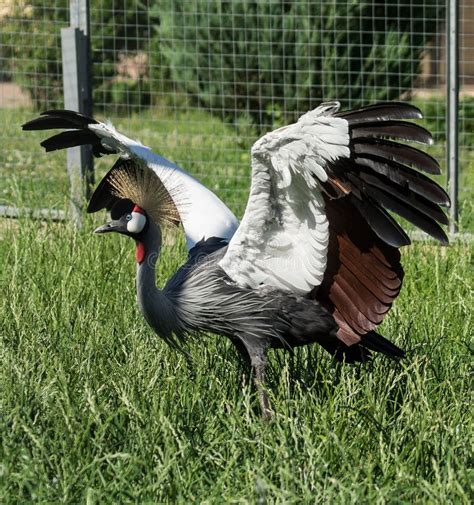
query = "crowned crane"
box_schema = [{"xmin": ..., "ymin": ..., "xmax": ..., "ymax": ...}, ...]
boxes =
[{"xmin": 23, "ymin": 102, "xmax": 449, "ymax": 417}]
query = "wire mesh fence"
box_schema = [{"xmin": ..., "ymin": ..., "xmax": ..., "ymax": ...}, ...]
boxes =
[
  {"xmin": 0, "ymin": 0, "xmax": 472, "ymax": 229},
  {"xmin": 459, "ymin": 0, "xmax": 474, "ymax": 231},
  {"xmin": 0, "ymin": 1, "xmax": 69, "ymax": 212}
]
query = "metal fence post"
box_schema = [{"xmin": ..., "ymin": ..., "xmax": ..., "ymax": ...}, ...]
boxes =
[
  {"xmin": 446, "ymin": 0, "xmax": 459, "ymax": 234},
  {"xmin": 61, "ymin": 0, "xmax": 93, "ymax": 227}
]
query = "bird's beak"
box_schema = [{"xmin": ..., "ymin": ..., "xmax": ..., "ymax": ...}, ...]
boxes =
[{"xmin": 94, "ymin": 220, "xmax": 122, "ymax": 234}]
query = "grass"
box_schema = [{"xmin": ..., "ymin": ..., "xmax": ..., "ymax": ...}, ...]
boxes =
[{"xmin": 1, "ymin": 105, "xmax": 473, "ymax": 502}]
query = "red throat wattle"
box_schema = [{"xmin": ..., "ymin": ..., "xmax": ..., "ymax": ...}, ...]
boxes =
[
  {"xmin": 135, "ymin": 242, "xmax": 145, "ymax": 264},
  {"xmin": 133, "ymin": 205, "xmax": 145, "ymax": 263}
]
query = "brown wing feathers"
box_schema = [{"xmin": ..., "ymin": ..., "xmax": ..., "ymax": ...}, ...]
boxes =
[
  {"xmin": 315, "ymin": 196, "xmax": 404, "ymax": 357},
  {"xmin": 315, "ymin": 102, "xmax": 448, "ymax": 360}
]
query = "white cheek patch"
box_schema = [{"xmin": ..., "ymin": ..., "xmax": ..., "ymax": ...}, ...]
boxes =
[{"xmin": 127, "ymin": 212, "xmax": 147, "ymax": 234}]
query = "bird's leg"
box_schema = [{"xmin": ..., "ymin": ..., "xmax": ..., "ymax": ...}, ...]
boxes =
[
  {"xmin": 229, "ymin": 337, "xmax": 251, "ymax": 389},
  {"xmin": 240, "ymin": 340, "xmax": 273, "ymax": 419},
  {"xmin": 252, "ymin": 360, "xmax": 273, "ymax": 420}
]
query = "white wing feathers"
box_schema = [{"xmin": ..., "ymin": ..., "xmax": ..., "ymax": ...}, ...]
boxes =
[{"xmin": 219, "ymin": 102, "xmax": 350, "ymax": 294}]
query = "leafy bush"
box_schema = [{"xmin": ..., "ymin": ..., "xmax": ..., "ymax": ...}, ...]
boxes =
[
  {"xmin": 3, "ymin": 0, "xmax": 445, "ymax": 124},
  {"xmin": 0, "ymin": 0, "xmax": 157, "ymax": 111},
  {"xmin": 157, "ymin": 1, "xmax": 443, "ymax": 128},
  {"xmin": 89, "ymin": 0, "xmax": 160, "ymax": 113}
]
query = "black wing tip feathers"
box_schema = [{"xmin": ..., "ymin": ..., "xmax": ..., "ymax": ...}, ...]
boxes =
[
  {"xmin": 353, "ymin": 154, "xmax": 450, "ymax": 208},
  {"xmin": 337, "ymin": 101, "xmax": 423, "ymax": 122},
  {"xmin": 353, "ymin": 139, "xmax": 441, "ymax": 175},
  {"xmin": 87, "ymin": 158, "xmax": 133, "ymax": 214},
  {"xmin": 40, "ymin": 109, "xmax": 98, "ymax": 124},
  {"xmin": 349, "ymin": 120, "xmax": 434, "ymax": 145},
  {"xmin": 349, "ymin": 195, "xmax": 412, "ymax": 248},
  {"xmin": 332, "ymin": 101, "xmax": 449, "ymax": 247},
  {"xmin": 22, "ymin": 109, "xmax": 109, "ymax": 157},
  {"xmin": 87, "ymin": 166, "xmax": 115, "ymax": 214},
  {"xmin": 39, "ymin": 130, "xmax": 95, "ymax": 152},
  {"xmin": 22, "ymin": 109, "xmax": 98, "ymax": 131}
]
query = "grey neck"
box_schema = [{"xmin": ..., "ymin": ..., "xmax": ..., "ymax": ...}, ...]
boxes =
[{"xmin": 136, "ymin": 221, "xmax": 177, "ymax": 339}]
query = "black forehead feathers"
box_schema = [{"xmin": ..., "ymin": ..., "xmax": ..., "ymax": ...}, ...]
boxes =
[{"xmin": 110, "ymin": 198, "xmax": 135, "ymax": 219}]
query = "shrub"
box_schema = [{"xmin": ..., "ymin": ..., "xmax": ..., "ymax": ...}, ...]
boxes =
[
  {"xmin": 156, "ymin": 1, "xmax": 443, "ymax": 128},
  {"xmin": 89, "ymin": 0, "xmax": 160, "ymax": 113}
]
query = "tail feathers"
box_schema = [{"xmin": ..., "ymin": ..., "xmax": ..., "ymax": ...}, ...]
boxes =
[
  {"xmin": 360, "ymin": 331, "xmax": 405, "ymax": 359},
  {"xmin": 320, "ymin": 338, "xmax": 373, "ymax": 363},
  {"xmin": 323, "ymin": 330, "xmax": 404, "ymax": 363}
]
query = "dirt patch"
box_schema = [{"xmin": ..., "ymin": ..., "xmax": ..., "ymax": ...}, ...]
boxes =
[{"xmin": 0, "ymin": 82, "xmax": 32, "ymax": 108}]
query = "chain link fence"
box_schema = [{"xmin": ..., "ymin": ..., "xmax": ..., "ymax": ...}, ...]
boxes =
[{"xmin": 1, "ymin": 0, "xmax": 472, "ymax": 229}]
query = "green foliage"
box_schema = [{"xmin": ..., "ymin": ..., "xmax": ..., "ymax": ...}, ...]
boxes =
[
  {"xmin": 3, "ymin": 1, "xmax": 444, "ymax": 122},
  {"xmin": 90, "ymin": 0, "xmax": 161, "ymax": 113},
  {"xmin": 157, "ymin": 0, "xmax": 443, "ymax": 128},
  {"xmin": 0, "ymin": 0, "xmax": 157, "ymax": 111}
]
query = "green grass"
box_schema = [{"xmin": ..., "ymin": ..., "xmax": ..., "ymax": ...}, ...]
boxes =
[
  {"xmin": 1, "ymin": 216, "xmax": 472, "ymax": 502},
  {"xmin": 1, "ymin": 105, "xmax": 473, "ymax": 502}
]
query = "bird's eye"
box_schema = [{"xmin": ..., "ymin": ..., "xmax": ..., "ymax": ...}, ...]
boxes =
[{"xmin": 126, "ymin": 211, "xmax": 147, "ymax": 234}]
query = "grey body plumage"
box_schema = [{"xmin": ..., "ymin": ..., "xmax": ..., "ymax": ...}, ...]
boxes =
[{"xmin": 141, "ymin": 221, "xmax": 336, "ymax": 358}]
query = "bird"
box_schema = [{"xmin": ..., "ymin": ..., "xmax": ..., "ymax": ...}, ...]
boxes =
[{"xmin": 23, "ymin": 101, "xmax": 450, "ymax": 418}]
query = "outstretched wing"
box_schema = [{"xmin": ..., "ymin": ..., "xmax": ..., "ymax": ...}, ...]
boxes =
[
  {"xmin": 219, "ymin": 101, "xmax": 449, "ymax": 348},
  {"xmin": 313, "ymin": 102, "xmax": 450, "ymax": 350},
  {"xmin": 22, "ymin": 110, "xmax": 239, "ymax": 248},
  {"xmin": 219, "ymin": 102, "xmax": 350, "ymax": 293}
]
